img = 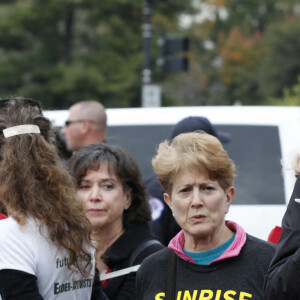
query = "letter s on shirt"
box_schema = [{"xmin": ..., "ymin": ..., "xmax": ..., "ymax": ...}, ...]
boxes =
[
  {"xmin": 224, "ymin": 290, "xmax": 236, "ymax": 300},
  {"xmin": 155, "ymin": 292, "xmax": 165, "ymax": 300}
]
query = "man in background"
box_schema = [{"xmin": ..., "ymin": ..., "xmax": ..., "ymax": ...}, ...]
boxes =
[{"xmin": 61, "ymin": 100, "xmax": 107, "ymax": 152}]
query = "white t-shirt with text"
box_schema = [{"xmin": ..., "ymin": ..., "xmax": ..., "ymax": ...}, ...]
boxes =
[{"xmin": 0, "ymin": 216, "xmax": 95, "ymax": 300}]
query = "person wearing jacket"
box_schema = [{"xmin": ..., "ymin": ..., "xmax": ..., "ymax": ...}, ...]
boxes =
[
  {"xmin": 0, "ymin": 98, "xmax": 107, "ymax": 300},
  {"xmin": 264, "ymin": 175, "xmax": 300, "ymax": 299},
  {"xmin": 136, "ymin": 132, "xmax": 275, "ymax": 300},
  {"xmin": 68, "ymin": 142, "xmax": 164, "ymax": 300}
]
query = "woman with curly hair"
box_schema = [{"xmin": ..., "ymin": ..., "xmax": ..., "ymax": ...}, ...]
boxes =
[{"xmin": 0, "ymin": 98, "xmax": 107, "ymax": 300}]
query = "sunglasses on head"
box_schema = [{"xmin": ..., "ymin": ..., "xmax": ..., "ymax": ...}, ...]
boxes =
[{"xmin": 0, "ymin": 98, "xmax": 42, "ymax": 114}]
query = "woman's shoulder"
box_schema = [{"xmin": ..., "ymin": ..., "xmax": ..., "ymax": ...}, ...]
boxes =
[
  {"xmin": 246, "ymin": 234, "xmax": 276, "ymax": 248},
  {"xmin": 132, "ymin": 238, "xmax": 165, "ymax": 265},
  {"xmin": 0, "ymin": 216, "xmax": 21, "ymax": 235},
  {"xmin": 0, "ymin": 217, "xmax": 40, "ymax": 274},
  {"xmin": 136, "ymin": 248, "xmax": 170, "ymax": 283},
  {"xmin": 138, "ymin": 247, "xmax": 170, "ymax": 268},
  {"xmin": 0, "ymin": 216, "xmax": 44, "ymax": 249},
  {"xmin": 244, "ymin": 234, "xmax": 276, "ymax": 257}
]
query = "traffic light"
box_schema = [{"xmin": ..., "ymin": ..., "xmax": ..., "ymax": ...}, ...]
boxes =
[{"xmin": 157, "ymin": 35, "xmax": 189, "ymax": 75}]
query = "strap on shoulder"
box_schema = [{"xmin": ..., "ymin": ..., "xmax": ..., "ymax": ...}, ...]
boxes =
[
  {"xmin": 128, "ymin": 239, "xmax": 162, "ymax": 266},
  {"xmin": 100, "ymin": 239, "xmax": 162, "ymax": 281},
  {"xmin": 165, "ymin": 249, "xmax": 177, "ymax": 300}
]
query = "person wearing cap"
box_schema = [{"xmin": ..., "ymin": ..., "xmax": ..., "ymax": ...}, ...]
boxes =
[
  {"xmin": 170, "ymin": 116, "xmax": 231, "ymax": 143},
  {"xmin": 146, "ymin": 116, "xmax": 231, "ymax": 246}
]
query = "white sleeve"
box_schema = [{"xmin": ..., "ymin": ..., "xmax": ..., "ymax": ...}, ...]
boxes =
[{"xmin": 0, "ymin": 219, "xmax": 36, "ymax": 275}]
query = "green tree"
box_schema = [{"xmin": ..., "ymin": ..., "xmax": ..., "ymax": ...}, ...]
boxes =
[
  {"xmin": 266, "ymin": 76, "xmax": 300, "ymax": 106},
  {"xmin": 258, "ymin": 16, "xmax": 300, "ymax": 100},
  {"xmin": 161, "ymin": 0, "xmax": 298, "ymax": 105},
  {"xmin": 0, "ymin": 0, "xmax": 192, "ymax": 108}
]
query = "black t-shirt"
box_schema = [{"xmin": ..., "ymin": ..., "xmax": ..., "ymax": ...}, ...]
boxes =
[{"xmin": 137, "ymin": 235, "xmax": 275, "ymax": 300}]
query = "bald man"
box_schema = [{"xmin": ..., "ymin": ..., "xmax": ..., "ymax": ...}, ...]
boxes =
[{"xmin": 61, "ymin": 100, "xmax": 107, "ymax": 152}]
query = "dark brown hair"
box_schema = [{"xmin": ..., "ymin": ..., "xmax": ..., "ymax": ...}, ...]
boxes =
[{"xmin": 68, "ymin": 142, "xmax": 152, "ymax": 229}]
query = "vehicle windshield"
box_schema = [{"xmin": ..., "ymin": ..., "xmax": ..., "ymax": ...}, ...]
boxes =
[{"xmin": 106, "ymin": 124, "xmax": 284, "ymax": 205}]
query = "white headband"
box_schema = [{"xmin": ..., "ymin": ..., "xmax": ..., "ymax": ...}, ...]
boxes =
[{"xmin": 3, "ymin": 124, "xmax": 41, "ymax": 138}]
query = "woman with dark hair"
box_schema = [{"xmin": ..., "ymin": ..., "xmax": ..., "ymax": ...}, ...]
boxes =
[
  {"xmin": 0, "ymin": 98, "xmax": 107, "ymax": 300},
  {"xmin": 68, "ymin": 142, "xmax": 164, "ymax": 300}
]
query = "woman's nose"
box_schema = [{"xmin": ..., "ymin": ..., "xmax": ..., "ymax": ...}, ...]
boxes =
[
  {"xmin": 90, "ymin": 185, "xmax": 102, "ymax": 202},
  {"xmin": 191, "ymin": 190, "xmax": 204, "ymax": 207}
]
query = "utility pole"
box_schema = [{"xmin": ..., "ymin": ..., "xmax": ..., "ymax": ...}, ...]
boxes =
[
  {"xmin": 142, "ymin": 0, "xmax": 152, "ymax": 86},
  {"xmin": 141, "ymin": 0, "xmax": 161, "ymax": 107}
]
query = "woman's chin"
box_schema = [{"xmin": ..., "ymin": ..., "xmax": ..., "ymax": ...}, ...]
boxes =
[
  {"xmin": 184, "ymin": 224, "xmax": 212, "ymax": 239},
  {"xmin": 90, "ymin": 218, "xmax": 106, "ymax": 231}
]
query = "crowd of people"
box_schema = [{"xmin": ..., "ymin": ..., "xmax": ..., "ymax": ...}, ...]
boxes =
[{"xmin": 0, "ymin": 97, "xmax": 299, "ymax": 299}]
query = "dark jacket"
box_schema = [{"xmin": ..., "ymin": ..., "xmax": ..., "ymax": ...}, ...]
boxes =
[
  {"xmin": 146, "ymin": 174, "xmax": 180, "ymax": 246},
  {"xmin": 264, "ymin": 176, "xmax": 300, "ymax": 299},
  {"xmin": 102, "ymin": 222, "xmax": 164, "ymax": 300}
]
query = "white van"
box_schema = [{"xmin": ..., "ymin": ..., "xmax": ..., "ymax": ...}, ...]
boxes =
[{"xmin": 44, "ymin": 106, "xmax": 300, "ymax": 241}]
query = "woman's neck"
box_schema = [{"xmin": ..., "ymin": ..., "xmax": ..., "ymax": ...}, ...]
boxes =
[
  {"xmin": 184, "ymin": 225, "xmax": 234, "ymax": 253},
  {"xmin": 92, "ymin": 224, "xmax": 125, "ymax": 273},
  {"xmin": 92, "ymin": 224, "xmax": 124, "ymax": 255}
]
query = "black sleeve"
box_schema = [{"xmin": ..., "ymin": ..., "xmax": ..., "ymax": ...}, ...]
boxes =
[
  {"xmin": 0, "ymin": 269, "xmax": 43, "ymax": 300},
  {"xmin": 105, "ymin": 243, "xmax": 164, "ymax": 300},
  {"xmin": 116, "ymin": 242, "xmax": 164, "ymax": 300},
  {"xmin": 264, "ymin": 176, "xmax": 300, "ymax": 299},
  {"xmin": 91, "ymin": 268, "xmax": 109, "ymax": 300},
  {"xmin": 146, "ymin": 175, "xmax": 180, "ymax": 246},
  {"xmin": 115, "ymin": 275, "xmax": 136, "ymax": 300}
]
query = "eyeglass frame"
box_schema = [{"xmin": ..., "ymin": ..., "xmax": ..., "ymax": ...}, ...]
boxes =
[{"xmin": 64, "ymin": 120, "xmax": 96, "ymax": 127}]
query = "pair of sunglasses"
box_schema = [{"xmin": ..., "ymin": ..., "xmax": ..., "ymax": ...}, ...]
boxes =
[
  {"xmin": 0, "ymin": 98, "xmax": 42, "ymax": 114},
  {"xmin": 64, "ymin": 120, "xmax": 96, "ymax": 127}
]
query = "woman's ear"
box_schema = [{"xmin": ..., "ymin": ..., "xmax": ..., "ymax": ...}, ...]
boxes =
[
  {"xmin": 225, "ymin": 186, "xmax": 235, "ymax": 213},
  {"xmin": 124, "ymin": 190, "xmax": 132, "ymax": 210},
  {"xmin": 163, "ymin": 193, "xmax": 172, "ymax": 210}
]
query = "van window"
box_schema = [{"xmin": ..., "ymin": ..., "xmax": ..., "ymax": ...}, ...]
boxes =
[{"xmin": 107, "ymin": 124, "xmax": 285, "ymax": 205}]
